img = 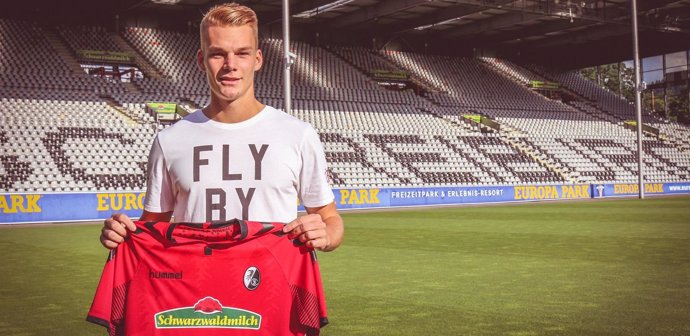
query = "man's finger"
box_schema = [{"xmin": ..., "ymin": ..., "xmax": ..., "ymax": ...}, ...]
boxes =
[
  {"xmin": 124, "ymin": 219, "xmax": 136, "ymax": 231},
  {"xmin": 301, "ymin": 230, "xmax": 322, "ymax": 241},
  {"xmin": 113, "ymin": 214, "xmax": 136, "ymax": 231},
  {"xmin": 105, "ymin": 219, "xmax": 128, "ymax": 237},
  {"xmin": 100, "ymin": 234, "xmax": 119, "ymax": 249},
  {"xmin": 307, "ymin": 236, "xmax": 330, "ymax": 250},
  {"xmin": 283, "ymin": 218, "xmax": 303, "ymax": 233},
  {"xmin": 104, "ymin": 229, "xmax": 125, "ymax": 244}
]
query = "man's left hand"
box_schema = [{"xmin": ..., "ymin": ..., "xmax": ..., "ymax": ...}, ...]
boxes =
[{"xmin": 283, "ymin": 214, "xmax": 331, "ymax": 251}]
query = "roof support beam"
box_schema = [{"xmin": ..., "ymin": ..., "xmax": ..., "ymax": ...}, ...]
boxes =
[
  {"xmin": 328, "ymin": 0, "xmax": 429, "ymax": 28},
  {"xmin": 473, "ymin": 19, "xmax": 595, "ymax": 46},
  {"xmin": 440, "ymin": 0, "xmax": 684, "ymax": 39},
  {"xmin": 384, "ymin": 0, "xmax": 517, "ymax": 35},
  {"xmin": 262, "ymin": 0, "xmax": 342, "ymax": 25},
  {"xmin": 523, "ymin": 24, "xmax": 631, "ymax": 49},
  {"xmin": 441, "ymin": 10, "xmax": 545, "ymax": 39}
]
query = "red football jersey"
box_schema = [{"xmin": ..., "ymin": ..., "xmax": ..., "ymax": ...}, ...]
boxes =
[{"xmin": 87, "ymin": 220, "xmax": 328, "ymax": 336}]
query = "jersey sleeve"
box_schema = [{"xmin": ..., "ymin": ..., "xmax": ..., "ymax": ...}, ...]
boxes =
[
  {"xmin": 143, "ymin": 135, "xmax": 175, "ymax": 213},
  {"xmin": 298, "ymin": 126, "xmax": 335, "ymax": 208},
  {"xmin": 86, "ymin": 240, "xmax": 139, "ymax": 336},
  {"xmin": 286, "ymin": 245, "xmax": 330, "ymax": 336}
]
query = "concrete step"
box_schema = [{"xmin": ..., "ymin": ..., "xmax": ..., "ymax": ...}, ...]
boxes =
[
  {"xmin": 122, "ymin": 82, "xmax": 141, "ymax": 94},
  {"xmin": 501, "ymin": 135, "xmax": 574, "ymax": 183},
  {"xmin": 102, "ymin": 95, "xmax": 142, "ymax": 124}
]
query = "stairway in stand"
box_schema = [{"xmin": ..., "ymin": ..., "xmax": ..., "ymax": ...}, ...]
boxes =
[
  {"xmin": 110, "ymin": 32, "xmax": 163, "ymax": 80},
  {"xmin": 42, "ymin": 29, "xmax": 84, "ymax": 74}
]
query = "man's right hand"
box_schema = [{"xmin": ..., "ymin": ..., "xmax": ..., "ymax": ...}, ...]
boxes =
[
  {"xmin": 100, "ymin": 211, "xmax": 173, "ymax": 249},
  {"xmin": 100, "ymin": 213, "xmax": 136, "ymax": 249}
]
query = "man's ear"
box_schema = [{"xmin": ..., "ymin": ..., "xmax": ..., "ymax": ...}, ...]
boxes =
[
  {"xmin": 196, "ymin": 49, "xmax": 205, "ymax": 72},
  {"xmin": 254, "ymin": 49, "xmax": 263, "ymax": 71}
]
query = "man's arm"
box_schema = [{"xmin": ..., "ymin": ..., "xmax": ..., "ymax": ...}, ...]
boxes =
[
  {"xmin": 100, "ymin": 210, "xmax": 173, "ymax": 249},
  {"xmin": 283, "ymin": 202, "xmax": 344, "ymax": 252}
]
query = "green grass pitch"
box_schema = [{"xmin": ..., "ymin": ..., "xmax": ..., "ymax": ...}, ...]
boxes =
[{"xmin": 1, "ymin": 196, "xmax": 689, "ymax": 335}]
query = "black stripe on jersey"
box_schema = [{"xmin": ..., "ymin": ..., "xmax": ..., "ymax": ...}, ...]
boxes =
[
  {"xmin": 143, "ymin": 221, "xmax": 157, "ymax": 233},
  {"xmin": 107, "ymin": 248, "xmax": 116, "ymax": 261},
  {"xmin": 254, "ymin": 222, "xmax": 275, "ymax": 236},
  {"xmin": 166, "ymin": 223, "xmax": 178, "ymax": 243},
  {"xmin": 180, "ymin": 219, "xmax": 239, "ymax": 229},
  {"xmin": 85, "ymin": 315, "xmax": 110, "ymax": 330},
  {"xmin": 144, "ymin": 221, "xmax": 170, "ymax": 245},
  {"xmin": 211, "ymin": 219, "xmax": 240, "ymax": 229},
  {"xmin": 238, "ymin": 220, "xmax": 248, "ymax": 241}
]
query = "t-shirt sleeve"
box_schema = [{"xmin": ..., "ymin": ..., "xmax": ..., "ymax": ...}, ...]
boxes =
[
  {"xmin": 143, "ymin": 135, "xmax": 175, "ymax": 213},
  {"xmin": 86, "ymin": 241, "xmax": 138, "ymax": 336},
  {"xmin": 298, "ymin": 126, "xmax": 335, "ymax": 208}
]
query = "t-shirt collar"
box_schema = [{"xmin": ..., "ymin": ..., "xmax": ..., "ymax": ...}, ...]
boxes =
[{"xmin": 197, "ymin": 105, "xmax": 272, "ymax": 130}]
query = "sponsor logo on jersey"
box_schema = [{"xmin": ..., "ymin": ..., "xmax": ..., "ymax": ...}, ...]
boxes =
[
  {"xmin": 154, "ymin": 297, "xmax": 261, "ymax": 329},
  {"xmin": 150, "ymin": 270, "xmax": 183, "ymax": 280},
  {"xmin": 244, "ymin": 266, "xmax": 260, "ymax": 291}
]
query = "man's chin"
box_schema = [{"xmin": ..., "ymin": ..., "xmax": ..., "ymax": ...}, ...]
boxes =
[{"xmin": 211, "ymin": 90, "xmax": 240, "ymax": 102}]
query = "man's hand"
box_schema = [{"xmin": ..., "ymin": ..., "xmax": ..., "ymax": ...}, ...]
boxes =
[
  {"xmin": 283, "ymin": 214, "xmax": 332, "ymax": 251},
  {"xmin": 99, "ymin": 211, "xmax": 173, "ymax": 249},
  {"xmin": 100, "ymin": 213, "xmax": 136, "ymax": 249}
]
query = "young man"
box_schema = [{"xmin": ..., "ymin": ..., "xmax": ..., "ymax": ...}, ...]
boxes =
[{"xmin": 100, "ymin": 3, "xmax": 343, "ymax": 252}]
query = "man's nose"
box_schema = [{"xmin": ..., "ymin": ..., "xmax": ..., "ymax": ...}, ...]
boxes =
[{"xmin": 222, "ymin": 55, "xmax": 237, "ymax": 70}]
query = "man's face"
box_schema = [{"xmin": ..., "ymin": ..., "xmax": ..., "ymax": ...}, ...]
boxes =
[{"xmin": 197, "ymin": 25, "xmax": 263, "ymax": 104}]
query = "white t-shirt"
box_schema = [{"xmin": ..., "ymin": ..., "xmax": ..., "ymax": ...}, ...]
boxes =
[{"xmin": 143, "ymin": 106, "xmax": 334, "ymax": 223}]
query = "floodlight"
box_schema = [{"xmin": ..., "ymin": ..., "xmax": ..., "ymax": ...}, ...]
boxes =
[
  {"xmin": 151, "ymin": 0, "xmax": 181, "ymax": 5},
  {"xmin": 414, "ymin": 17, "xmax": 462, "ymax": 31},
  {"xmin": 293, "ymin": 0, "xmax": 355, "ymax": 18}
]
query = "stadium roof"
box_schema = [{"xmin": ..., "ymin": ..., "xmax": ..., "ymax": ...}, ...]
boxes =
[{"xmin": 3, "ymin": 0, "xmax": 690, "ymax": 69}]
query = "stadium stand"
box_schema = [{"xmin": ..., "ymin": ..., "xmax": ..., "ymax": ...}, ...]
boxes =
[
  {"xmin": 0, "ymin": 89, "xmax": 153, "ymax": 192},
  {"xmin": 56, "ymin": 25, "xmax": 122, "ymax": 52},
  {"xmin": 1, "ymin": 19, "xmax": 689, "ymax": 193},
  {"xmin": 461, "ymin": 56, "xmax": 690, "ymax": 183},
  {"xmin": 0, "ymin": 20, "xmax": 155, "ymax": 192}
]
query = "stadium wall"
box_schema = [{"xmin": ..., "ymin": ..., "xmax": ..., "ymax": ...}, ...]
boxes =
[{"xmin": 2, "ymin": 182, "xmax": 690, "ymax": 224}]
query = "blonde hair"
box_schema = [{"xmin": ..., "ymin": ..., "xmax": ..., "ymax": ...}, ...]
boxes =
[{"xmin": 200, "ymin": 3, "xmax": 259, "ymax": 48}]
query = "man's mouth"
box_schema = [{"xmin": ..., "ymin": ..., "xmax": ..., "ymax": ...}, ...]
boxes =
[{"xmin": 219, "ymin": 76, "xmax": 240, "ymax": 85}]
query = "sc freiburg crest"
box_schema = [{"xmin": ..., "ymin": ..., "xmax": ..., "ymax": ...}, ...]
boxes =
[{"xmin": 244, "ymin": 266, "xmax": 260, "ymax": 291}]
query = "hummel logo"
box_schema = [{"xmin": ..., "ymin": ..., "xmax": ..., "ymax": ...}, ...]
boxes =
[{"xmin": 150, "ymin": 270, "xmax": 183, "ymax": 279}]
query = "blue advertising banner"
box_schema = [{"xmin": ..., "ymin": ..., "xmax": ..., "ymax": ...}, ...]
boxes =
[
  {"xmin": 665, "ymin": 182, "xmax": 690, "ymax": 194},
  {"xmin": 387, "ymin": 186, "xmax": 512, "ymax": 207},
  {"xmin": 3, "ymin": 182, "xmax": 687, "ymax": 224},
  {"xmin": 0, "ymin": 192, "xmax": 145, "ymax": 224},
  {"xmin": 297, "ymin": 186, "xmax": 510, "ymax": 211},
  {"xmin": 590, "ymin": 182, "xmax": 690, "ymax": 198},
  {"xmin": 324, "ymin": 184, "xmax": 591, "ymax": 210}
]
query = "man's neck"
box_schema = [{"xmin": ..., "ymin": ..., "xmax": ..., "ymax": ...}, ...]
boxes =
[{"xmin": 202, "ymin": 96, "xmax": 265, "ymax": 124}]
